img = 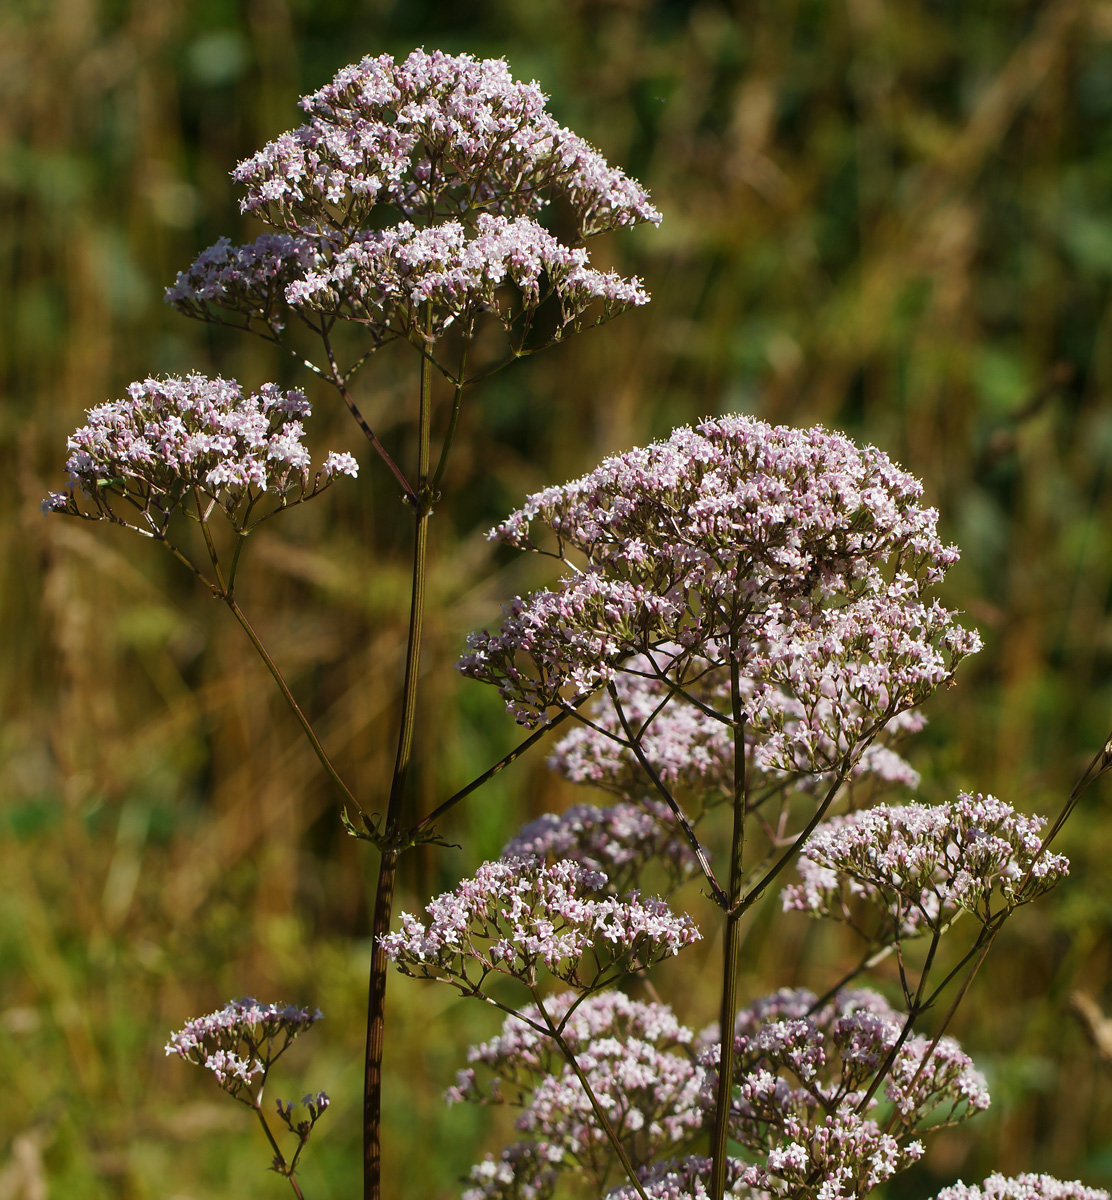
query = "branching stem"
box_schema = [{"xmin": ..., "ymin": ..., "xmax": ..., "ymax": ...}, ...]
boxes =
[
  {"xmin": 364, "ymin": 317, "xmax": 436, "ymax": 1200},
  {"xmin": 710, "ymin": 640, "xmax": 748, "ymax": 1200}
]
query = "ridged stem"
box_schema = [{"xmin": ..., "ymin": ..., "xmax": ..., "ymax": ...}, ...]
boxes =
[{"xmin": 364, "ymin": 326, "xmax": 435, "ymax": 1200}]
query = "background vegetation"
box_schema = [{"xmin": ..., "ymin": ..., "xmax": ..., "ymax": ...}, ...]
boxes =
[{"xmin": 4, "ymin": 0, "xmax": 1112, "ymax": 1195}]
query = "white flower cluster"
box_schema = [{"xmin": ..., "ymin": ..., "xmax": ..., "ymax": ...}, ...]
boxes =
[
  {"xmin": 461, "ymin": 417, "xmax": 980, "ymax": 730},
  {"xmin": 381, "ymin": 856, "xmax": 700, "ymax": 994},
  {"xmin": 44, "ymin": 374, "xmax": 358, "ymax": 536},
  {"xmin": 164, "ymin": 997, "xmax": 321, "ymax": 1100},
  {"xmin": 782, "ymin": 792, "xmax": 1069, "ymax": 937}
]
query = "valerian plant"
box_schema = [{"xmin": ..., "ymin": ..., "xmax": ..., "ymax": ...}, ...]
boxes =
[{"xmin": 44, "ymin": 45, "xmax": 1111, "ymax": 1200}]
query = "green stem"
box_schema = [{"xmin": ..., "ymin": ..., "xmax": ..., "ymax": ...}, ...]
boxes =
[
  {"xmin": 224, "ymin": 596, "xmax": 359, "ymax": 812},
  {"xmin": 364, "ymin": 323, "xmax": 436, "ymax": 1200},
  {"xmin": 429, "ymin": 338, "xmax": 468, "ymax": 498},
  {"xmin": 710, "ymin": 645, "xmax": 746, "ymax": 1200},
  {"xmin": 189, "ymin": 496, "xmax": 358, "ymax": 812},
  {"xmin": 736, "ymin": 761, "xmax": 853, "ymax": 918},
  {"xmin": 321, "ymin": 331, "xmax": 416, "ymax": 504},
  {"xmin": 252, "ymin": 1103, "xmax": 306, "ymax": 1199},
  {"xmin": 534, "ymin": 991, "xmax": 652, "ymax": 1200},
  {"xmin": 412, "ymin": 706, "xmax": 578, "ymax": 838}
]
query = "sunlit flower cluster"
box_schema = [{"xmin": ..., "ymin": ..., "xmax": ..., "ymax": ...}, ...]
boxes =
[
  {"xmin": 43, "ymin": 374, "xmax": 358, "ymax": 536},
  {"xmin": 200, "ymin": 50, "xmax": 659, "ymax": 361},
  {"xmin": 460, "ymin": 416, "xmax": 980, "ymax": 729},
  {"xmin": 164, "ymin": 997, "xmax": 322, "ymax": 1100},
  {"xmin": 165, "ymin": 232, "xmax": 322, "ymax": 330},
  {"xmin": 233, "ymin": 48, "xmax": 661, "ymax": 238},
  {"xmin": 781, "ymin": 793, "xmax": 1069, "ymax": 937},
  {"xmin": 380, "ymin": 856, "xmax": 700, "ymax": 994},
  {"xmin": 935, "ymin": 1177, "xmax": 1109, "ymax": 1200},
  {"xmin": 287, "ymin": 214, "xmax": 648, "ymax": 345}
]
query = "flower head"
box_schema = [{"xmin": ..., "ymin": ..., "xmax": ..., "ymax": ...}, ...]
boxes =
[
  {"xmin": 782, "ymin": 793, "xmax": 1069, "ymax": 937},
  {"xmin": 935, "ymin": 1177, "xmax": 1109, "ymax": 1200},
  {"xmin": 693, "ymin": 987, "xmax": 986, "ymax": 1200},
  {"xmin": 45, "ymin": 374, "xmax": 357, "ymax": 536},
  {"xmin": 453, "ymin": 992, "xmax": 706, "ymax": 1197},
  {"xmin": 165, "ymin": 233, "xmax": 323, "ymax": 330},
  {"xmin": 287, "ymin": 214, "xmax": 648, "ymax": 345},
  {"xmin": 234, "ymin": 48, "xmax": 660, "ymax": 238},
  {"xmin": 461, "ymin": 417, "xmax": 979, "ymax": 732},
  {"xmin": 165, "ymin": 998, "xmax": 322, "ymax": 1100},
  {"xmin": 380, "ymin": 856, "xmax": 699, "ymax": 994}
]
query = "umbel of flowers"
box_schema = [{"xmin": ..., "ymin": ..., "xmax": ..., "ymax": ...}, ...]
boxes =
[
  {"xmin": 459, "ymin": 414, "xmax": 980, "ymax": 739},
  {"xmin": 167, "ymin": 48, "xmax": 661, "ymax": 370},
  {"xmin": 42, "ymin": 375, "xmax": 358, "ymax": 536}
]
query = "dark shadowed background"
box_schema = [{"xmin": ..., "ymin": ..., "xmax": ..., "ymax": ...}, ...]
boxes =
[{"xmin": 4, "ymin": 0, "xmax": 1112, "ymax": 1195}]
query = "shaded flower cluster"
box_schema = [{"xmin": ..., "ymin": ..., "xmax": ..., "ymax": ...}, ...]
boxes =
[
  {"xmin": 460, "ymin": 417, "xmax": 980, "ymax": 729},
  {"xmin": 287, "ymin": 214, "xmax": 648, "ymax": 346},
  {"xmin": 549, "ymin": 650, "xmax": 925, "ymax": 814},
  {"xmin": 695, "ymin": 987, "xmax": 988, "ymax": 1200},
  {"xmin": 380, "ymin": 856, "xmax": 700, "ymax": 995},
  {"xmin": 44, "ymin": 374, "xmax": 358, "ymax": 537},
  {"xmin": 452, "ymin": 992, "xmax": 706, "ymax": 1199},
  {"xmin": 502, "ymin": 798, "xmax": 698, "ymax": 895},
  {"xmin": 165, "ymin": 233, "xmax": 322, "ymax": 331},
  {"xmin": 781, "ymin": 793, "xmax": 1069, "ymax": 938},
  {"xmin": 165, "ymin": 997, "xmax": 322, "ymax": 1101},
  {"xmin": 233, "ymin": 48, "xmax": 661, "ymax": 238}
]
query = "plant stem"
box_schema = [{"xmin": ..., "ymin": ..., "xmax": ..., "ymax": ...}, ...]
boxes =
[
  {"xmin": 252, "ymin": 1104, "xmax": 306, "ymax": 1199},
  {"xmin": 364, "ymin": 324, "xmax": 436, "ymax": 1200},
  {"xmin": 608, "ymin": 682, "xmax": 726, "ymax": 905},
  {"xmin": 224, "ymin": 596, "xmax": 360, "ymax": 812},
  {"xmin": 710, "ymin": 645, "xmax": 747, "ymax": 1200},
  {"xmin": 535, "ymin": 992, "xmax": 652, "ymax": 1200},
  {"xmin": 412, "ymin": 705, "xmax": 578, "ymax": 837},
  {"xmin": 363, "ymin": 849, "xmax": 397, "ymax": 1200},
  {"xmin": 321, "ymin": 331, "xmax": 416, "ymax": 504}
]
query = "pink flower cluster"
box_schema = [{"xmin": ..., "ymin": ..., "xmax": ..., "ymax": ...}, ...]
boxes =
[
  {"xmin": 165, "ymin": 233, "xmax": 322, "ymax": 331},
  {"xmin": 502, "ymin": 798, "xmax": 698, "ymax": 895},
  {"xmin": 935, "ymin": 1177, "xmax": 1109, "ymax": 1200},
  {"xmin": 606, "ymin": 1155, "xmax": 768, "ymax": 1200},
  {"xmin": 166, "ymin": 51, "xmax": 658, "ymax": 383},
  {"xmin": 43, "ymin": 374, "xmax": 358, "ymax": 536},
  {"xmin": 164, "ymin": 997, "xmax": 322, "ymax": 1099},
  {"xmin": 781, "ymin": 793, "xmax": 1070, "ymax": 937},
  {"xmin": 460, "ymin": 417, "xmax": 980, "ymax": 729},
  {"xmin": 287, "ymin": 214, "xmax": 648, "ymax": 345},
  {"xmin": 549, "ymin": 649, "xmax": 925, "ymax": 813},
  {"xmin": 452, "ymin": 991, "xmax": 706, "ymax": 1199},
  {"xmin": 694, "ymin": 987, "xmax": 987, "ymax": 1200},
  {"xmin": 380, "ymin": 856, "xmax": 700, "ymax": 994},
  {"xmin": 233, "ymin": 48, "xmax": 661, "ymax": 238}
]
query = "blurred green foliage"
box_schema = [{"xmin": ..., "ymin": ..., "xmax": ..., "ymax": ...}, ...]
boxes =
[{"xmin": 5, "ymin": 0, "xmax": 1112, "ymax": 1195}]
